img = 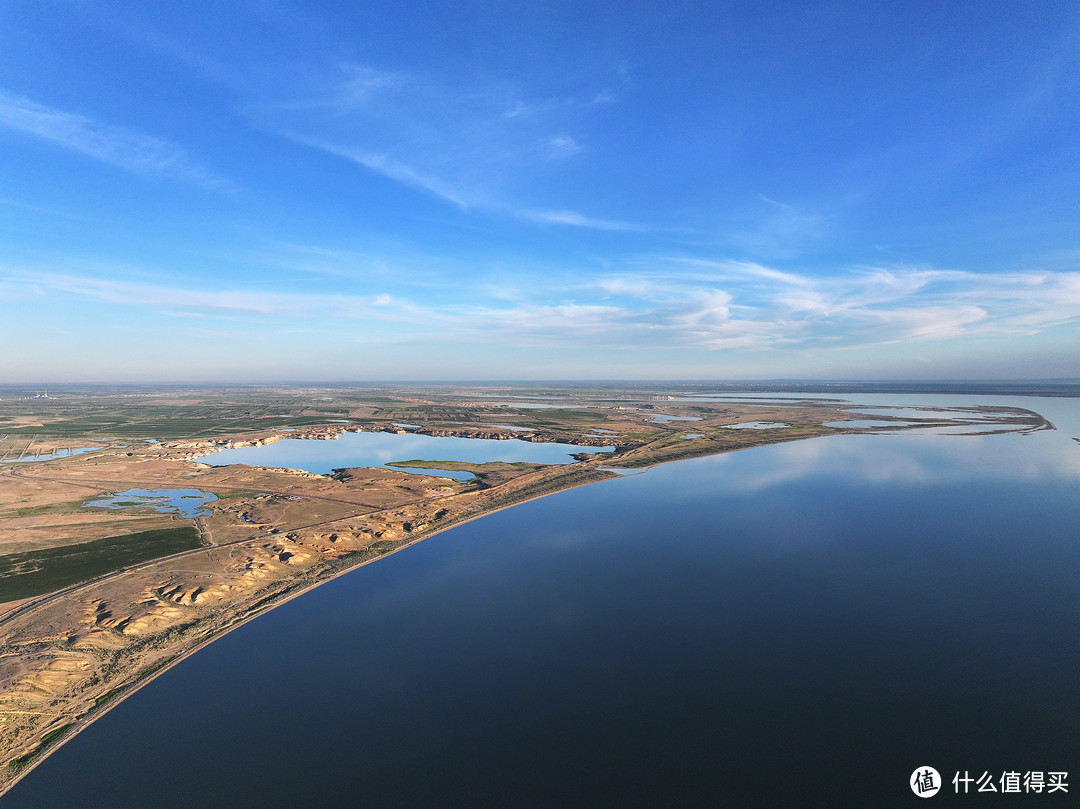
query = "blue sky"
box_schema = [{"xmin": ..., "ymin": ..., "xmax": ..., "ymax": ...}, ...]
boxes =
[{"xmin": 1, "ymin": 0, "xmax": 1078, "ymax": 382}]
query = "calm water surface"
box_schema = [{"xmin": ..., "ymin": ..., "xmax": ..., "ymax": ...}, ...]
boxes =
[
  {"xmin": 6, "ymin": 395, "xmax": 1079, "ymax": 808},
  {"xmin": 0, "ymin": 446, "xmax": 98, "ymax": 463},
  {"xmin": 197, "ymin": 430, "xmax": 612, "ymax": 476},
  {"xmin": 83, "ymin": 488, "xmax": 218, "ymax": 519}
]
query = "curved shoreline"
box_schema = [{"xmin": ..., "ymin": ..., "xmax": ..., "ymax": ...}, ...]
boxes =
[
  {"xmin": 0, "ymin": 461, "xmax": 623, "ymax": 797},
  {"xmin": 0, "ymin": 399, "xmax": 1050, "ymax": 797}
]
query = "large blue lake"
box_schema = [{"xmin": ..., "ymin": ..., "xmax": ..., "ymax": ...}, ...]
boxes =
[{"xmin": 6, "ymin": 395, "xmax": 1079, "ymax": 807}]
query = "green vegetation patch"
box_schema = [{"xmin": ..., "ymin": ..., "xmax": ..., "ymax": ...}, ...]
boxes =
[
  {"xmin": 213, "ymin": 489, "xmax": 270, "ymax": 500},
  {"xmin": 6, "ymin": 724, "xmax": 73, "ymax": 774},
  {"xmin": 135, "ymin": 656, "xmax": 177, "ymax": 681},
  {"xmin": 0, "ymin": 527, "xmax": 201, "ymax": 602},
  {"xmin": 94, "ymin": 687, "xmax": 126, "ymax": 707},
  {"xmin": 532, "ymin": 407, "xmax": 599, "ymax": 421}
]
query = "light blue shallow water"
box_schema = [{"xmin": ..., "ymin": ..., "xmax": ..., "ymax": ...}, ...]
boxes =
[
  {"xmin": 651, "ymin": 414, "xmax": 702, "ymax": 422},
  {"xmin": 1, "ymin": 446, "xmax": 99, "ymax": 463},
  {"xmin": 196, "ymin": 430, "xmax": 612, "ymax": 477},
  {"xmin": 83, "ymin": 488, "xmax": 218, "ymax": 518},
  {"xmin": 723, "ymin": 420, "xmax": 790, "ymax": 429},
  {"xmin": 7, "ymin": 395, "xmax": 1079, "ymax": 808}
]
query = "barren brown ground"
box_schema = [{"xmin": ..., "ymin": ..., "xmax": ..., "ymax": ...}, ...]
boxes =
[{"xmin": 0, "ymin": 386, "xmax": 1049, "ymax": 795}]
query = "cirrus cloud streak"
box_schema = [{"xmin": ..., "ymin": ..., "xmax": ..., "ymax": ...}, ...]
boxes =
[{"xmin": 0, "ymin": 89, "xmax": 232, "ymax": 190}]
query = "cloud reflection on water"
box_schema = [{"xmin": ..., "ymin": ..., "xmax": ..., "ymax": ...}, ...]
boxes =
[{"xmin": 659, "ymin": 426, "xmax": 1080, "ymax": 500}]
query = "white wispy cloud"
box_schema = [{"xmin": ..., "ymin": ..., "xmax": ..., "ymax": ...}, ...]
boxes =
[
  {"xmin": 0, "ymin": 89, "xmax": 233, "ymax": 190},
  {"xmin": 9, "ymin": 271, "xmax": 401, "ymax": 319},
  {"xmin": 852, "ymin": 304, "xmax": 989, "ymax": 341},
  {"xmin": 594, "ymin": 277, "xmax": 662, "ymax": 297},
  {"xmin": 451, "ymin": 264, "xmax": 1080, "ymax": 351},
  {"xmin": 282, "ymin": 134, "xmax": 471, "ymax": 208},
  {"xmin": 524, "ymin": 209, "xmax": 644, "ymax": 231},
  {"xmin": 723, "ymin": 195, "xmax": 834, "ymax": 258},
  {"xmin": 9, "ymin": 260, "xmax": 1079, "ymax": 358},
  {"xmin": 264, "ymin": 64, "xmax": 626, "ymax": 225},
  {"xmin": 547, "ymin": 136, "xmax": 582, "ymax": 159},
  {"xmin": 0, "ymin": 280, "xmax": 42, "ymax": 301},
  {"xmin": 669, "ymin": 258, "xmax": 813, "ymax": 287}
]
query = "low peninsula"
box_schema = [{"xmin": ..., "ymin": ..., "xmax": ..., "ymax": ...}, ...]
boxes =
[{"xmin": 0, "ymin": 384, "xmax": 1050, "ymax": 795}]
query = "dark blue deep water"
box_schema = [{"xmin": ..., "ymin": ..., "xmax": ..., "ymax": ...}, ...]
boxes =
[{"xmin": 6, "ymin": 396, "xmax": 1079, "ymax": 808}]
